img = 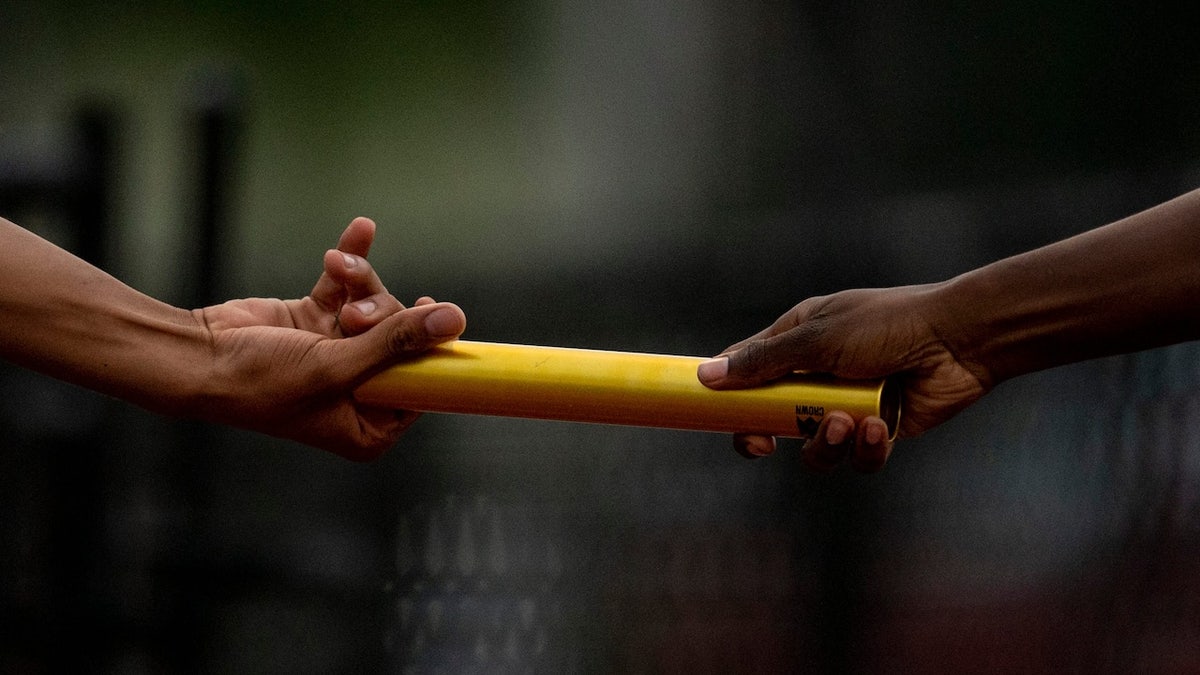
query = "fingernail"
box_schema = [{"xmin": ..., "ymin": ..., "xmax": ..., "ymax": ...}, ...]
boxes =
[
  {"xmin": 697, "ymin": 357, "xmax": 729, "ymax": 383},
  {"xmin": 342, "ymin": 253, "xmax": 359, "ymax": 268},
  {"xmin": 865, "ymin": 420, "xmax": 886, "ymax": 445},
  {"xmin": 825, "ymin": 416, "xmax": 851, "ymax": 445},
  {"xmin": 353, "ymin": 299, "xmax": 377, "ymax": 316},
  {"xmin": 423, "ymin": 307, "xmax": 462, "ymax": 337}
]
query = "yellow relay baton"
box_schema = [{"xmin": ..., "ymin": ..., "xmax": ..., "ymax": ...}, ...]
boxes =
[{"xmin": 354, "ymin": 340, "xmax": 900, "ymax": 439}]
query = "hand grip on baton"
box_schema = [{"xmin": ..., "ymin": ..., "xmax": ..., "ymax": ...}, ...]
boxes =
[{"xmin": 354, "ymin": 340, "xmax": 900, "ymax": 439}]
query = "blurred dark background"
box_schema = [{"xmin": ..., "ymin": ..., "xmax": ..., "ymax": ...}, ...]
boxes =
[{"xmin": 2, "ymin": 1, "xmax": 1199, "ymax": 672}]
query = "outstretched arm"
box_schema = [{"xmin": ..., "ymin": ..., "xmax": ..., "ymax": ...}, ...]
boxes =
[
  {"xmin": 941, "ymin": 188, "xmax": 1200, "ymax": 385},
  {"xmin": 0, "ymin": 216, "xmax": 465, "ymax": 460},
  {"xmin": 699, "ymin": 187, "xmax": 1200, "ymax": 472}
]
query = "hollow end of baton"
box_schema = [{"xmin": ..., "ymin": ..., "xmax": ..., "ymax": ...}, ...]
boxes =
[{"xmin": 879, "ymin": 377, "xmax": 902, "ymax": 441}]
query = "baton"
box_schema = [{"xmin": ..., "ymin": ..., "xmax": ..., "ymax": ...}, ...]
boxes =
[{"xmin": 354, "ymin": 340, "xmax": 900, "ymax": 439}]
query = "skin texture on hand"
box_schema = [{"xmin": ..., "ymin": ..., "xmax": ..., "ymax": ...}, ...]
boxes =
[
  {"xmin": 699, "ymin": 187, "xmax": 1200, "ymax": 473},
  {"xmin": 0, "ymin": 214, "xmax": 463, "ymax": 461},
  {"xmin": 698, "ymin": 284, "xmax": 987, "ymax": 472},
  {"xmin": 191, "ymin": 217, "xmax": 466, "ymax": 460}
]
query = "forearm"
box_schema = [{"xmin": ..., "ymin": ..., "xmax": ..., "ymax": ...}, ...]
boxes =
[
  {"xmin": 0, "ymin": 218, "xmax": 210, "ymax": 415},
  {"xmin": 933, "ymin": 189, "xmax": 1200, "ymax": 387}
]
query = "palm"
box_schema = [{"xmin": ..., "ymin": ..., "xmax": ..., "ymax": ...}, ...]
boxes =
[
  {"xmin": 189, "ymin": 217, "xmax": 426, "ymax": 460},
  {"xmin": 203, "ymin": 296, "xmax": 338, "ymax": 336},
  {"xmin": 895, "ymin": 350, "xmax": 984, "ymax": 439}
]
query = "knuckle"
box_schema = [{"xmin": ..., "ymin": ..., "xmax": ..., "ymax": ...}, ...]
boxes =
[
  {"xmin": 783, "ymin": 315, "xmax": 829, "ymax": 351},
  {"xmin": 737, "ymin": 338, "xmax": 772, "ymax": 377},
  {"xmin": 384, "ymin": 316, "xmax": 427, "ymax": 356},
  {"xmin": 781, "ymin": 315, "xmax": 837, "ymax": 369}
]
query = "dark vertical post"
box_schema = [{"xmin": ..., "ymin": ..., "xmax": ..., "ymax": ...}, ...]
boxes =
[
  {"xmin": 161, "ymin": 71, "xmax": 244, "ymax": 672},
  {"xmin": 187, "ymin": 73, "xmax": 244, "ymax": 308},
  {"xmin": 45, "ymin": 103, "xmax": 118, "ymax": 672}
]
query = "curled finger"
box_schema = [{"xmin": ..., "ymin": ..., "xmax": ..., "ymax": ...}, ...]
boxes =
[
  {"xmin": 849, "ymin": 416, "xmax": 894, "ymax": 473},
  {"xmin": 336, "ymin": 251, "xmax": 393, "ymax": 303},
  {"xmin": 801, "ymin": 411, "xmax": 855, "ymax": 472},
  {"xmin": 338, "ymin": 290, "xmax": 405, "ymax": 336}
]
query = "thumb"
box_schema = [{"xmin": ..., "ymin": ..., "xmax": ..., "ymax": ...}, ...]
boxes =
[
  {"xmin": 341, "ymin": 302, "xmax": 466, "ymax": 379},
  {"xmin": 698, "ymin": 321, "xmax": 829, "ymax": 390}
]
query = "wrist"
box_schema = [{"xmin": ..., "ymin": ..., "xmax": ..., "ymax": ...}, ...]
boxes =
[
  {"xmin": 926, "ymin": 251, "xmax": 1103, "ymax": 388},
  {"xmin": 165, "ymin": 307, "xmax": 236, "ymax": 423},
  {"xmin": 922, "ymin": 273, "xmax": 1004, "ymax": 390},
  {"xmin": 117, "ymin": 305, "xmax": 218, "ymax": 419}
]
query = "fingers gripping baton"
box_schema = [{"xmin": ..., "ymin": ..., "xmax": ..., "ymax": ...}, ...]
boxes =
[{"xmin": 355, "ymin": 340, "xmax": 900, "ymax": 439}]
